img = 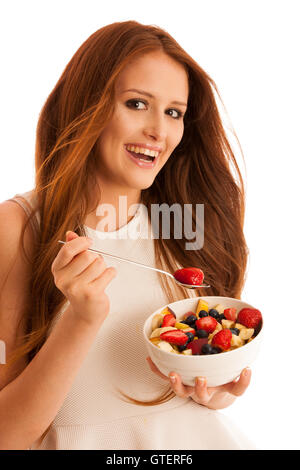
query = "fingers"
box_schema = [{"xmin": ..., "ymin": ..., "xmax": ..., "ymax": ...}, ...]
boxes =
[
  {"xmin": 66, "ymin": 230, "xmax": 79, "ymax": 242},
  {"xmin": 225, "ymin": 367, "xmax": 252, "ymax": 397},
  {"xmin": 193, "ymin": 377, "xmax": 211, "ymax": 403},
  {"xmin": 146, "ymin": 357, "xmax": 211, "ymax": 401},
  {"xmin": 146, "ymin": 357, "xmax": 196, "ymax": 397},
  {"xmin": 168, "ymin": 373, "xmax": 194, "ymax": 398},
  {"xmin": 52, "ymin": 234, "xmax": 92, "ymax": 272},
  {"xmin": 76, "ymin": 255, "xmax": 106, "ymax": 284},
  {"xmin": 91, "ymin": 266, "xmax": 117, "ymax": 290}
]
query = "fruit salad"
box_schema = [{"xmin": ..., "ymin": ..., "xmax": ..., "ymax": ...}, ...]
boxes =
[{"xmin": 149, "ymin": 299, "xmax": 262, "ymax": 355}]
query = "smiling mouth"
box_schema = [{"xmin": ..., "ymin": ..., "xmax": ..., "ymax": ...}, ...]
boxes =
[{"xmin": 124, "ymin": 144, "xmax": 159, "ymax": 162}]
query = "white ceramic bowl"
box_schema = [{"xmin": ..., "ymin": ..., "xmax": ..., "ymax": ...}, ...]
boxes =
[{"xmin": 143, "ymin": 296, "xmax": 263, "ymax": 387}]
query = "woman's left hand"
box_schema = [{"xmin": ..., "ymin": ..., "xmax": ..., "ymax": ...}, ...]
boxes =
[{"xmin": 146, "ymin": 356, "xmax": 251, "ymax": 410}]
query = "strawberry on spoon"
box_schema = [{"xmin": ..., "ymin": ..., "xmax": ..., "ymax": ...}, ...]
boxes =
[
  {"xmin": 173, "ymin": 267, "xmax": 205, "ymax": 288},
  {"xmin": 58, "ymin": 240, "xmax": 210, "ymax": 289}
]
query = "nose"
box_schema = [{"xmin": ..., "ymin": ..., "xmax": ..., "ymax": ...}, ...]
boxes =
[{"xmin": 143, "ymin": 113, "xmax": 167, "ymax": 142}]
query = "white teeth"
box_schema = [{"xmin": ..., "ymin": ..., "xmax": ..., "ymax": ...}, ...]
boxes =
[{"xmin": 125, "ymin": 145, "xmax": 159, "ymax": 158}]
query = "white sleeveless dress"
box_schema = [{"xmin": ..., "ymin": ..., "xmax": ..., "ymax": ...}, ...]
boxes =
[{"xmin": 6, "ymin": 190, "xmax": 255, "ymax": 450}]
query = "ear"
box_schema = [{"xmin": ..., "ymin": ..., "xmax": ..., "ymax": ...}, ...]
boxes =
[{"xmin": 65, "ymin": 230, "xmax": 79, "ymax": 242}]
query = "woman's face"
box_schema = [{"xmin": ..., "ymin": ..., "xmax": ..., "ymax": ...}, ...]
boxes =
[{"xmin": 96, "ymin": 51, "xmax": 189, "ymax": 192}]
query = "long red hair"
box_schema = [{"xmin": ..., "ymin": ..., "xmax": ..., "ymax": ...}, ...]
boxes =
[{"xmin": 6, "ymin": 21, "xmax": 248, "ymax": 407}]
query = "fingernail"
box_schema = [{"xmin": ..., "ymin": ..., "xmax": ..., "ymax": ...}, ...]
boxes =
[
  {"xmin": 197, "ymin": 377, "xmax": 206, "ymax": 385},
  {"xmin": 244, "ymin": 367, "xmax": 250, "ymax": 376},
  {"xmin": 169, "ymin": 374, "xmax": 176, "ymax": 383},
  {"xmin": 66, "ymin": 230, "xmax": 72, "ymax": 237}
]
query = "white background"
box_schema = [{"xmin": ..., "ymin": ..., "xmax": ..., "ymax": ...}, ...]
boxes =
[{"xmin": 0, "ymin": 0, "xmax": 299, "ymax": 450}]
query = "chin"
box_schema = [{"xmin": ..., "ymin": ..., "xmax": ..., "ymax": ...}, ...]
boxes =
[{"xmin": 128, "ymin": 175, "xmax": 156, "ymax": 191}]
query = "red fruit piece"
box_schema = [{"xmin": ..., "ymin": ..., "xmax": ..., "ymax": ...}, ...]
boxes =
[
  {"xmin": 160, "ymin": 330, "xmax": 188, "ymax": 345},
  {"xmin": 237, "ymin": 308, "xmax": 262, "ymax": 329},
  {"xmin": 187, "ymin": 338, "xmax": 208, "ymax": 355},
  {"xmin": 173, "ymin": 268, "xmax": 204, "ymax": 286},
  {"xmin": 195, "ymin": 316, "xmax": 217, "ymax": 333},
  {"xmin": 161, "ymin": 313, "xmax": 176, "ymax": 328},
  {"xmin": 212, "ymin": 329, "xmax": 232, "ymax": 351},
  {"xmin": 224, "ymin": 308, "xmax": 237, "ymax": 322}
]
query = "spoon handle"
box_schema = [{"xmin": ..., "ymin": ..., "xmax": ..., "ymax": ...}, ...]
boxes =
[{"xmin": 57, "ymin": 240, "xmax": 174, "ymax": 278}]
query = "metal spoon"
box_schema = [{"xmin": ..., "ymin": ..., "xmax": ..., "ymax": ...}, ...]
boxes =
[{"xmin": 58, "ymin": 240, "xmax": 210, "ymax": 289}]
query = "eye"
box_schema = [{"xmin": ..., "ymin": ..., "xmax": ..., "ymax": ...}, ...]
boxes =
[
  {"xmin": 125, "ymin": 99, "xmax": 147, "ymax": 110},
  {"xmin": 166, "ymin": 108, "xmax": 183, "ymax": 120}
]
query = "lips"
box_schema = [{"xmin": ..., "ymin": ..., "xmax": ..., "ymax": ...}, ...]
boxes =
[
  {"xmin": 124, "ymin": 144, "xmax": 160, "ymax": 162},
  {"xmin": 125, "ymin": 143, "xmax": 162, "ymax": 155},
  {"xmin": 124, "ymin": 145, "xmax": 159, "ymax": 169}
]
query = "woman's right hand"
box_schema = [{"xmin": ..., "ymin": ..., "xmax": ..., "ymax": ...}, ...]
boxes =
[{"xmin": 51, "ymin": 230, "xmax": 117, "ymax": 326}]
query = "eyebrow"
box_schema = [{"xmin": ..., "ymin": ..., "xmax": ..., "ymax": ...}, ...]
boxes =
[{"xmin": 121, "ymin": 88, "xmax": 187, "ymax": 107}]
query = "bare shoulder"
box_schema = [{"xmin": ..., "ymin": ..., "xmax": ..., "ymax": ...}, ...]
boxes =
[
  {"xmin": 0, "ymin": 199, "xmax": 37, "ymax": 390},
  {"xmin": 0, "ymin": 199, "xmax": 37, "ymax": 253}
]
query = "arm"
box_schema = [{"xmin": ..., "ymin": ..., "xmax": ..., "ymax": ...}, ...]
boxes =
[
  {"xmin": 0, "ymin": 304, "xmax": 104, "ymax": 450},
  {"xmin": 0, "ymin": 204, "xmax": 115, "ymax": 449}
]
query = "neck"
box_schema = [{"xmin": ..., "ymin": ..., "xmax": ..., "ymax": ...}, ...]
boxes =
[{"xmin": 85, "ymin": 183, "xmax": 142, "ymax": 232}]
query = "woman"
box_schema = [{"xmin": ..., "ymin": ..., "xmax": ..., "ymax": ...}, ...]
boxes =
[{"xmin": 0, "ymin": 21, "xmax": 253, "ymax": 450}]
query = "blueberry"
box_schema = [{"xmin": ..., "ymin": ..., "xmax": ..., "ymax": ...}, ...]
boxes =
[
  {"xmin": 178, "ymin": 342, "xmax": 189, "ymax": 352},
  {"xmin": 185, "ymin": 331, "xmax": 195, "ymax": 343},
  {"xmin": 211, "ymin": 346, "xmax": 222, "ymax": 354},
  {"xmin": 230, "ymin": 328, "xmax": 240, "ymax": 336},
  {"xmin": 218, "ymin": 313, "xmax": 225, "ymax": 323},
  {"xmin": 196, "ymin": 329, "xmax": 208, "ymax": 338},
  {"xmin": 198, "ymin": 310, "xmax": 209, "ymax": 318},
  {"xmin": 208, "ymin": 309, "xmax": 220, "ymax": 320},
  {"xmin": 185, "ymin": 314, "xmax": 197, "ymax": 325},
  {"xmin": 201, "ymin": 343, "xmax": 214, "ymax": 355}
]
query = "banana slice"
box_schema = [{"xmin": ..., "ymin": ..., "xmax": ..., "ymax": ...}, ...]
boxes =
[
  {"xmin": 214, "ymin": 304, "xmax": 225, "ymax": 313},
  {"xmin": 150, "ymin": 326, "xmax": 177, "ymax": 338},
  {"xmin": 157, "ymin": 341, "xmax": 176, "ymax": 352},
  {"xmin": 231, "ymin": 335, "xmax": 245, "ymax": 348},
  {"xmin": 151, "ymin": 313, "xmax": 164, "ymax": 331},
  {"xmin": 235, "ymin": 322, "xmax": 246, "ymax": 330},
  {"xmin": 239, "ymin": 328, "xmax": 254, "ymax": 340},
  {"xmin": 214, "ymin": 322, "xmax": 223, "ymax": 333},
  {"xmin": 221, "ymin": 319, "xmax": 235, "ymax": 329}
]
